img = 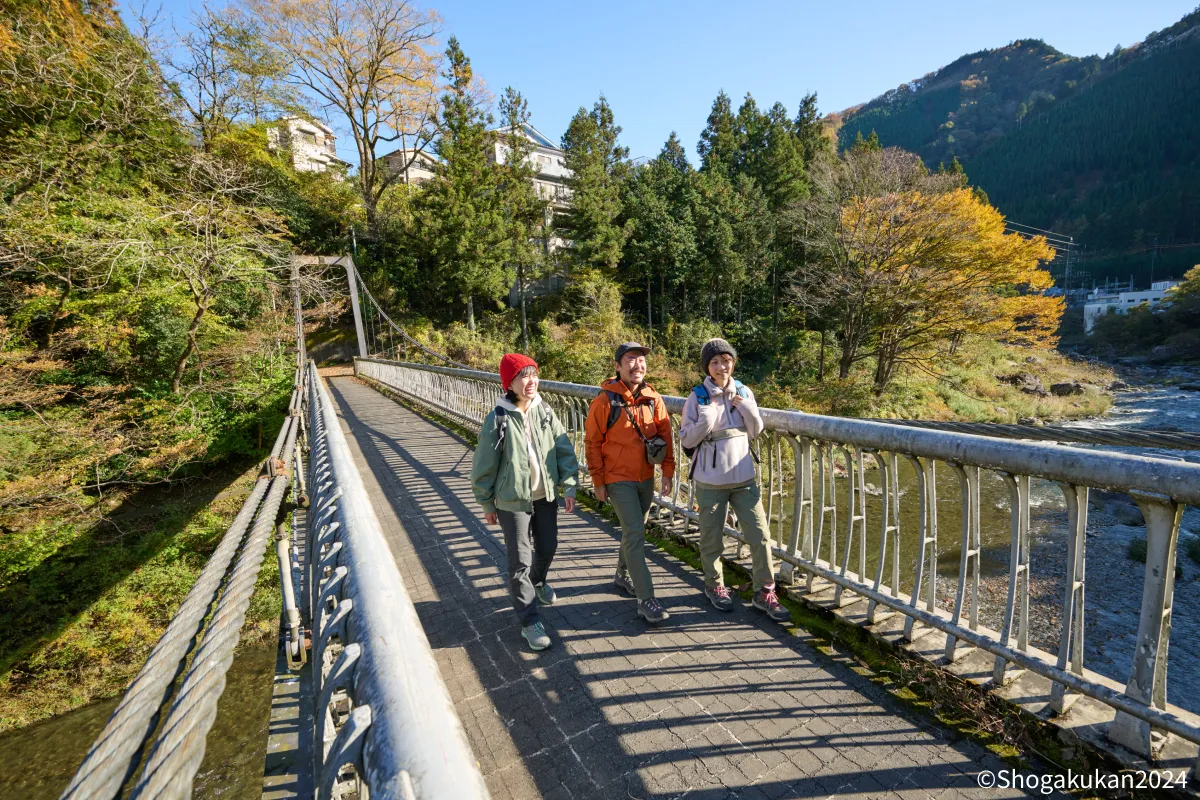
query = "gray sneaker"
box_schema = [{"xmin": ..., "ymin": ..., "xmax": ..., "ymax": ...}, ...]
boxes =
[
  {"xmin": 752, "ymin": 585, "xmax": 791, "ymax": 622},
  {"xmin": 534, "ymin": 581, "xmax": 556, "ymax": 606},
  {"xmin": 521, "ymin": 621, "xmax": 551, "ymax": 651},
  {"xmin": 637, "ymin": 598, "xmax": 670, "ymax": 624},
  {"xmin": 613, "ymin": 570, "xmax": 636, "ymax": 597},
  {"xmin": 705, "ymin": 585, "xmax": 734, "ymax": 612}
]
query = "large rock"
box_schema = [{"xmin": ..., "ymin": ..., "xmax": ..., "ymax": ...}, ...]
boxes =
[
  {"xmin": 1050, "ymin": 381, "xmax": 1085, "ymax": 396},
  {"xmin": 999, "ymin": 371, "xmax": 1047, "ymax": 396},
  {"xmin": 1108, "ymin": 380, "xmax": 1130, "ymax": 391},
  {"xmin": 1179, "ymin": 383, "xmax": 1200, "ymax": 392}
]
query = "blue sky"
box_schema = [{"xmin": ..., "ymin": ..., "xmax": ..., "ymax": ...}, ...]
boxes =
[{"xmin": 123, "ymin": 0, "xmax": 1198, "ymax": 164}]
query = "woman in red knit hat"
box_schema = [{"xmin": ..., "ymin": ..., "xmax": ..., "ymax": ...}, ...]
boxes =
[{"xmin": 470, "ymin": 354, "xmax": 579, "ymax": 651}]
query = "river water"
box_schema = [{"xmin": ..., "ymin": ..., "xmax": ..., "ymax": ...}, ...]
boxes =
[{"xmin": 0, "ymin": 641, "xmax": 278, "ymax": 799}]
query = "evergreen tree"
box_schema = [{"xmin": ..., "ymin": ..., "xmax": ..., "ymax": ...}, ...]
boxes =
[
  {"xmin": 416, "ymin": 37, "xmax": 504, "ymax": 329},
  {"xmin": 621, "ymin": 132, "xmax": 699, "ymax": 339},
  {"xmin": 697, "ymin": 90, "xmax": 742, "ymax": 175},
  {"xmin": 793, "ymin": 92, "xmax": 826, "ymax": 163},
  {"xmin": 559, "ymin": 95, "xmax": 630, "ymax": 274},
  {"xmin": 497, "ymin": 86, "xmax": 549, "ymax": 352}
]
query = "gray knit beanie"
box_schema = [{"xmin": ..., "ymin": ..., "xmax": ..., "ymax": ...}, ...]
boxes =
[{"xmin": 700, "ymin": 338, "xmax": 737, "ymax": 374}]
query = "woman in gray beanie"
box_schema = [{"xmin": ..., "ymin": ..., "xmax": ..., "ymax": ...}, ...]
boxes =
[{"xmin": 678, "ymin": 339, "xmax": 790, "ymax": 621}]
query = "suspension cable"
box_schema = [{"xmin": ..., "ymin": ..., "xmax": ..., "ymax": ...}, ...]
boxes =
[{"xmin": 347, "ymin": 260, "xmax": 472, "ymax": 369}]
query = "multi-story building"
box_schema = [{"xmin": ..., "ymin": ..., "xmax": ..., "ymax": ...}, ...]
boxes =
[
  {"xmin": 1083, "ymin": 279, "xmax": 1182, "ymax": 332},
  {"xmin": 489, "ymin": 122, "xmax": 572, "ymax": 208},
  {"xmin": 377, "ymin": 147, "xmax": 439, "ymax": 185},
  {"xmin": 267, "ymin": 117, "xmax": 352, "ymax": 178}
]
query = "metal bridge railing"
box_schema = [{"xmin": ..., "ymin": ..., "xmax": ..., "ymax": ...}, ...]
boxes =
[
  {"xmin": 356, "ymin": 356, "xmax": 1200, "ymax": 764},
  {"xmin": 305, "ymin": 362, "xmax": 488, "ymax": 800},
  {"xmin": 63, "ymin": 356, "xmax": 488, "ymax": 800}
]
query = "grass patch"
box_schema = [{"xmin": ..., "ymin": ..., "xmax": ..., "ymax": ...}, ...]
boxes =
[
  {"xmin": 1128, "ymin": 536, "xmax": 1148, "ymax": 563},
  {"xmin": 0, "ymin": 463, "xmax": 283, "ymax": 733},
  {"xmin": 1187, "ymin": 536, "xmax": 1200, "ymax": 566}
]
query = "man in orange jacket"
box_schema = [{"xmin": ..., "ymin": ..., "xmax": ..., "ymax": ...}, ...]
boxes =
[{"xmin": 584, "ymin": 342, "xmax": 676, "ymax": 624}]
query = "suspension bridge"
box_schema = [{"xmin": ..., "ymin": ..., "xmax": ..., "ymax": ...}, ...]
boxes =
[{"xmin": 59, "ymin": 256, "xmax": 1200, "ymax": 799}]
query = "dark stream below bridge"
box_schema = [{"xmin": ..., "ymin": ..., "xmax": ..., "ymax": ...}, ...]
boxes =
[
  {"xmin": 0, "ymin": 641, "xmax": 277, "ymax": 799},
  {"xmin": 4, "ymin": 377, "xmax": 1199, "ymax": 798}
]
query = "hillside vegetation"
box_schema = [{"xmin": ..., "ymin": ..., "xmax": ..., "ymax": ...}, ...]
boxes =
[
  {"xmin": 0, "ymin": 0, "xmax": 347, "ymax": 727},
  {"xmin": 837, "ymin": 7, "xmax": 1200, "ymax": 281}
]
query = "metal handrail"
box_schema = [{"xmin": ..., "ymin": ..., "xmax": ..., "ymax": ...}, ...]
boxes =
[
  {"xmin": 306, "ymin": 362, "xmax": 489, "ymax": 799},
  {"xmin": 356, "ymin": 356, "xmax": 1200, "ymax": 761}
]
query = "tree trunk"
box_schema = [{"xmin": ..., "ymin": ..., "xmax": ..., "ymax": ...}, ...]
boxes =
[
  {"xmin": 467, "ymin": 296, "xmax": 476, "ymax": 331},
  {"xmin": 818, "ymin": 329, "xmax": 826, "ymax": 383},
  {"xmin": 646, "ymin": 274, "xmax": 653, "ymax": 348},
  {"xmin": 519, "ymin": 259, "xmax": 529, "ymax": 353},
  {"xmin": 172, "ymin": 300, "xmax": 208, "ymax": 394},
  {"xmin": 660, "ymin": 274, "xmax": 666, "ymax": 329}
]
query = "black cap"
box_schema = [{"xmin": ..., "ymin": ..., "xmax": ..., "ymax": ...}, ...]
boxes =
[{"xmin": 614, "ymin": 341, "xmax": 650, "ymax": 362}]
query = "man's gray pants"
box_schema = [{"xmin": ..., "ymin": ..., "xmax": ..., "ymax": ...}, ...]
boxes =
[
  {"xmin": 607, "ymin": 478, "xmax": 656, "ymax": 601},
  {"xmin": 497, "ymin": 499, "xmax": 559, "ymax": 626}
]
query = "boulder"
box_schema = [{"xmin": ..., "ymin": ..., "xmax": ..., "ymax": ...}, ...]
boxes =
[
  {"xmin": 999, "ymin": 371, "xmax": 1048, "ymax": 396},
  {"xmin": 1179, "ymin": 383, "xmax": 1200, "ymax": 392},
  {"xmin": 1050, "ymin": 381, "xmax": 1085, "ymax": 396},
  {"xmin": 1108, "ymin": 380, "xmax": 1130, "ymax": 391},
  {"xmin": 1017, "ymin": 416, "xmax": 1045, "ymax": 426},
  {"xmin": 1024, "ymin": 355, "xmax": 1045, "ymax": 365}
]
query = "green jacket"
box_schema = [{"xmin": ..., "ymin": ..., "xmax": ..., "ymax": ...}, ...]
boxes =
[{"xmin": 471, "ymin": 395, "xmax": 580, "ymax": 514}]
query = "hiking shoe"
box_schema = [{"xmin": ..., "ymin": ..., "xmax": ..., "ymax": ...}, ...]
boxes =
[
  {"xmin": 534, "ymin": 581, "xmax": 556, "ymax": 606},
  {"xmin": 613, "ymin": 570, "xmax": 636, "ymax": 597},
  {"xmin": 705, "ymin": 585, "xmax": 734, "ymax": 612},
  {"xmin": 637, "ymin": 598, "xmax": 670, "ymax": 624},
  {"xmin": 521, "ymin": 621, "xmax": 551, "ymax": 651},
  {"xmin": 753, "ymin": 585, "xmax": 791, "ymax": 622}
]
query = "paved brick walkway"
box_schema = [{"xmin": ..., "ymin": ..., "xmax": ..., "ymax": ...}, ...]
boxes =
[{"xmin": 327, "ymin": 377, "xmax": 1043, "ymax": 800}]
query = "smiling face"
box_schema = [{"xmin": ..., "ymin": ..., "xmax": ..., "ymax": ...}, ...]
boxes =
[
  {"xmin": 510, "ymin": 366, "xmax": 538, "ymax": 401},
  {"xmin": 616, "ymin": 352, "xmax": 647, "ymax": 386},
  {"xmin": 707, "ymin": 353, "xmax": 735, "ymax": 387}
]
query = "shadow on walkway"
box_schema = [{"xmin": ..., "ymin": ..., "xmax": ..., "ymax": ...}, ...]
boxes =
[{"xmin": 327, "ymin": 377, "xmax": 1039, "ymax": 800}]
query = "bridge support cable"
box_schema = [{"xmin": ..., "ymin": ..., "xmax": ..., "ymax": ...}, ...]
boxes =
[
  {"xmin": 61, "ymin": 364, "xmax": 307, "ymax": 800},
  {"xmin": 357, "ymin": 357, "xmax": 1200, "ymax": 769},
  {"xmin": 342, "ymin": 256, "xmax": 472, "ymax": 369}
]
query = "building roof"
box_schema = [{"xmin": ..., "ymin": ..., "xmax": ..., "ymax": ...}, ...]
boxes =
[{"xmin": 492, "ymin": 122, "xmax": 559, "ymax": 151}]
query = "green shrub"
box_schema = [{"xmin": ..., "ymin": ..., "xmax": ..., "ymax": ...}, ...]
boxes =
[
  {"xmin": 1187, "ymin": 535, "xmax": 1200, "ymax": 566},
  {"xmin": 1127, "ymin": 537, "xmax": 1148, "ymax": 563}
]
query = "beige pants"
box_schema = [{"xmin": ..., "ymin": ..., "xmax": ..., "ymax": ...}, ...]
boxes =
[{"xmin": 694, "ymin": 479, "xmax": 775, "ymax": 591}]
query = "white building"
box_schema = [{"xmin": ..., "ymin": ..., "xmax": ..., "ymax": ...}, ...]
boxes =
[
  {"xmin": 489, "ymin": 122, "xmax": 573, "ymax": 209},
  {"xmin": 267, "ymin": 117, "xmax": 351, "ymax": 177},
  {"xmin": 378, "ymin": 148, "xmax": 439, "ymax": 185},
  {"xmin": 1083, "ymin": 279, "xmax": 1181, "ymax": 332}
]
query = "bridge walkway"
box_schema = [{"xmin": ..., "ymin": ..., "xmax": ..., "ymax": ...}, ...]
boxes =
[{"xmin": 326, "ymin": 376, "xmax": 1036, "ymax": 800}]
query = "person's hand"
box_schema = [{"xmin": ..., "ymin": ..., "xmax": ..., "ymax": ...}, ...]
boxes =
[
  {"xmin": 730, "ymin": 394, "xmax": 743, "ymax": 408},
  {"xmin": 594, "ymin": 484, "xmax": 608, "ymax": 502},
  {"xmin": 484, "ymin": 511, "xmax": 498, "ymax": 525},
  {"xmin": 564, "ymin": 496, "xmax": 576, "ymax": 513},
  {"xmin": 662, "ymin": 477, "xmax": 674, "ymax": 496}
]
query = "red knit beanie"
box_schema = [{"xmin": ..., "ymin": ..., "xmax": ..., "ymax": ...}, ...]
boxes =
[{"xmin": 499, "ymin": 353, "xmax": 538, "ymax": 391}]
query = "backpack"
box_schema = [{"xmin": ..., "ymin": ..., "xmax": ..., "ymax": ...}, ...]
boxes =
[
  {"xmin": 682, "ymin": 381, "xmax": 748, "ymax": 461},
  {"xmin": 684, "ymin": 381, "xmax": 758, "ymax": 479},
  {"xmin": 493, "ymin": 403, "xmax": 549, "ymax": 453}
]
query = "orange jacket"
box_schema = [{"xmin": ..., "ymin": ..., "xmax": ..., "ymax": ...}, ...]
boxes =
[{"xmin": 584, "ymin": 378, "xmax": 676, "ymax": 486}]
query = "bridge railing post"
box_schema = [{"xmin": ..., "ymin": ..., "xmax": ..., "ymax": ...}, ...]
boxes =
[{"xmin": 353, "ymin": 356, "xmax": 1200, "ymax": 767}]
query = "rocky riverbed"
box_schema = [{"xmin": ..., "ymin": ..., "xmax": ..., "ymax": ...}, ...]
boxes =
[{"xmin": 963, "ymin": 375, "xmax": 1200, "ymax": 715}]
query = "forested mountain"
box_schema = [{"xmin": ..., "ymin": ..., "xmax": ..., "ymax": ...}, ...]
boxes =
[{"xmin": 837, "ymin": 7, "xmax": 1200, "ymax": 279}]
